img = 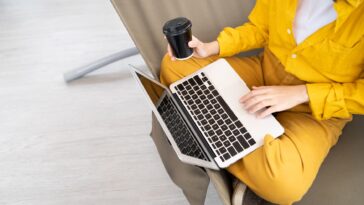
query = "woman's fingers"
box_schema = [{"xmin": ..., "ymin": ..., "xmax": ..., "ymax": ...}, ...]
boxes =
[
  {"xmin": 245, "ymin": 98, "xmax": 275, "ymax": 114},
  {"xmin": 167, "ymin": 34, "xmax": 208, "ymax": 59},
  {"xmin": 188, "ymin": 36, "xmax": 200, "ymax": 48},
  {"xmin": 239, "ymin": 86, "xmax": 279, "ymax": 115},
  {"xmin": 240, "ymin": 87, "xmax": 271, "ymax": 103},
  {"xmin": 188, "ymin": 40, "xmax": 198, "ymax": 48},
  {"xmin": 239, "ymin": 85, "xmax": 308, "ymax": 118},
  {"xmin": 257, "ymin": 106, "xmax": 279, "ymax": 118},
  {"xmin": 188, "ymin": 36, "xmax": 208, "ymax": 58}
]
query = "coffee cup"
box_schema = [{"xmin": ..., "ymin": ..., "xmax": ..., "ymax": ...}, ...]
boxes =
[{"xmin": 163, "ymin": 17, "xmax": 193, "ymax": 60}]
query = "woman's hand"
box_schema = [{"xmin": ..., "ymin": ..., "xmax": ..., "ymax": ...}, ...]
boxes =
[
  {"xmin": 240, "ymin": 85, "xmax": 309, "ymax": 118},
  {"xmin": 167, "ymin": 35, "xmax": 219, "ymax": 61}
]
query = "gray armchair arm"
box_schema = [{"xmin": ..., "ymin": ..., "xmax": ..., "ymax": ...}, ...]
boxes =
[{"xmin": 206, "ymin": 169, "xmax": 233, "ymax": 205}]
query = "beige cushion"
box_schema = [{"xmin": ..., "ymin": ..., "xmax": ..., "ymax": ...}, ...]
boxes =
[{"xmin": 297, "ymin": 115, "xmax": 364, "ymax": 205}]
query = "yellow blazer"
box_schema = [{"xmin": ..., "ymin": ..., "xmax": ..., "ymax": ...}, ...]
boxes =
[{"xmin": 217, "ymin": 0, "xmax": 364, "ymax": 120}]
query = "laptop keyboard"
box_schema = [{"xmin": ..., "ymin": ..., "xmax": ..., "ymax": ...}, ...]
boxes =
[
  {"xmin": 157, "ymin": 95, "xmax": 209, "ymax": 161},
  {"xmin": 175, "ymin": 72, "xmax": 256, "ymax": 162}
]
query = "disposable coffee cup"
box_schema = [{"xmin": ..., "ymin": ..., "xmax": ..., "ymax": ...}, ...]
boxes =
[{"xmin": 163, "ymin": 17, "xmax": 193, "ymax": 60}]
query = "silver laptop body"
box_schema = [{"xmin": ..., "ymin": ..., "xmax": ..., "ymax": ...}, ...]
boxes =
[
  {"xmin": 130, "ymin": 65, "xmax": 220, "ymax": 170},
  {"xmin": 130, "ymin": 59, "xmax": 284, "ymax": 170}
]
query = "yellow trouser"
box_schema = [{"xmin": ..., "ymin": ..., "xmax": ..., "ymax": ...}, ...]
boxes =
[{"xmin": 159, "ymin": 49, "xmax": 351, "ymax": 205}]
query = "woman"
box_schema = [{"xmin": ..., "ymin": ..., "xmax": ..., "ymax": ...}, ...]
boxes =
[{"xmin": 160, "ymin": 0, "xmax": 364, "ymax": 204}]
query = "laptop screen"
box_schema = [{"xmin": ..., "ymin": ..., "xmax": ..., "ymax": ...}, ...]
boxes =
[{"xmin": 136, "ymin": 72, "xmax": 165, "ymax": 106}]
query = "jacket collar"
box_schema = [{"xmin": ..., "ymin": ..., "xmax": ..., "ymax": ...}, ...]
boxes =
[
  {"xmin": 333, "ymin": 0, "xmax": 362, "ymax": 31},
  {"xmin": 347, "ymin": 0, "xmax": 363, "ymax": 7}
]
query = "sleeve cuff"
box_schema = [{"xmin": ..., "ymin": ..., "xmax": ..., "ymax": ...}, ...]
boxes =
[
  {"xmin": 216, "ymin": 27, "xmax": 239, "ymax": 57},
  {"xmin": 306, "ymin": 83, "xmax": 351, "ymax": 120}
]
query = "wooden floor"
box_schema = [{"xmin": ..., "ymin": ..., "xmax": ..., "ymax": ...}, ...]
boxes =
[{"xmin": 0, "ymin": 0, "xmax": 220, "ymax": 204}]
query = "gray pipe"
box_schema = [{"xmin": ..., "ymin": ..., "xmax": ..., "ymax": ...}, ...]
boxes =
[{"xmin": 63, "ymin": 47, "xmax": 139, "ymax": 83}]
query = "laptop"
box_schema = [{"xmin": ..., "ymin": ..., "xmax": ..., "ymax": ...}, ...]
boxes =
[{"xmin": 130, "ymin": 59, "xmax": 284, "ymax": 170}]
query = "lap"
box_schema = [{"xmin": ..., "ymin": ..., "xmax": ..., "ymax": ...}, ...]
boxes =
[
  {"xmin": 160, "ymin": 54, "xmax": 264, "ymax": 88},
  {"xmin": 160, "ymin": 53, "xmax": 348, "ymax": 172}
]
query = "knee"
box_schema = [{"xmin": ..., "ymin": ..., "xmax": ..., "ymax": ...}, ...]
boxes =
[
  {"xmin": 160, "ymin": 53, "xmax": 178, "ymax": 86},
  {"xmin": 161, "ymin": 53, "xmax": 172, "ymax": 72},
  {"xmin": 160, "ymin": 53, "xmax": 213, "ymax": 86},
  {"xmin": 258, "ymin": 174, "xmax": 307, "ymax": 204}
]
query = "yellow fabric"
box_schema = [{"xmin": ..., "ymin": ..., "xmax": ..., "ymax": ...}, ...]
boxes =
[
  {"xmin": 159, "ymin": 50, "xmax": 351, "ymax": 205},
  {"xmin": 217, "ymin": 0, "xmax": 364, "ymax": 120}
]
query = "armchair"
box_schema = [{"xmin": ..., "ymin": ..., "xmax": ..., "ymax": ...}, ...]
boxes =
[{"xmin": 111, "ymin": 0, "xmax": 364, "ymax": 204}]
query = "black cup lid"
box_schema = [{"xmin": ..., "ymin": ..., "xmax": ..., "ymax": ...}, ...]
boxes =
[{"xmin": 163, "ymin": 17, "xmax": 192, "ymax": 36}]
